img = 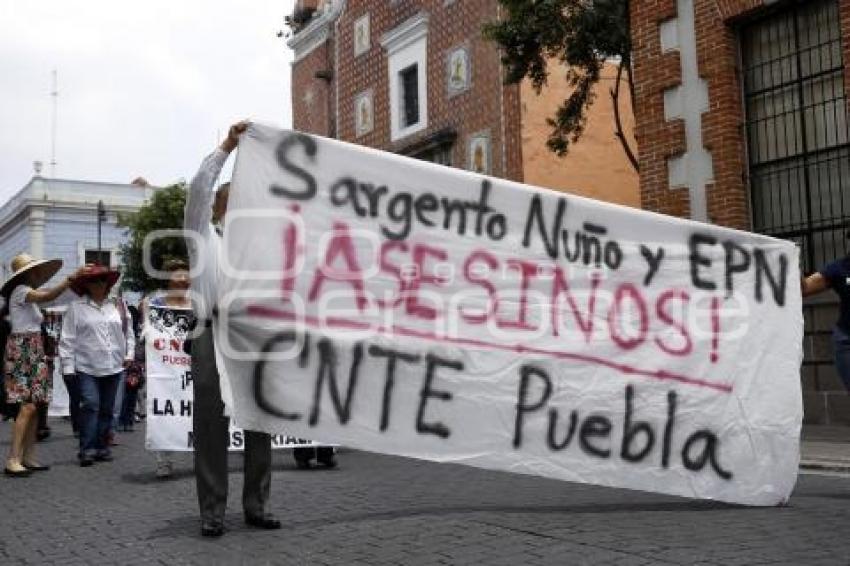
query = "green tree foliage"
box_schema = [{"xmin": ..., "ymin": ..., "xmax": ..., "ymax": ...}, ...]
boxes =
[
  {"xmin": 484, "ymin": 0, "xmax": 637, "ymax": 170},
  {"xmin": 118, "ymin": 183, "xmax": 188, "ymax": 293}
]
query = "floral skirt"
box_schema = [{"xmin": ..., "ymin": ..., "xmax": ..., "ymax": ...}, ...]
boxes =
[{"xmin": 4, "ymin": 332, "xmax": 52, "ymax": 405}]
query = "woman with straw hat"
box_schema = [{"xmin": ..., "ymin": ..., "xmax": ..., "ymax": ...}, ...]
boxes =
[
  {"xmin": 59, "ymin": 263, "xmax": 134, "ymax": 467},
  {"xmin": 2, "ymin": 253, "xmax": 76, "ymax": 477}
]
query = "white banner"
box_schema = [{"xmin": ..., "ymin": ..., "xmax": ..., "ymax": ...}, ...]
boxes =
[
  {"xmin": 46, "ymin": 309, "xmax": 69, "ymax": 417},
  {"xmin": 144, "ymin": 305, "xmax": 321, "ymax": 451},
  {"xmin": 212, "ymin": 124, "xmax": 803, "ymax": 505},
  {"xmin": 47, "ymin": 363, "xmax": 69, "ymax": 417}
]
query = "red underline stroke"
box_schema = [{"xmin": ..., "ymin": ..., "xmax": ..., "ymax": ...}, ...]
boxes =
[{"xmin": 244, "ymin": 304, "xmax": 734, "ymax": 394}]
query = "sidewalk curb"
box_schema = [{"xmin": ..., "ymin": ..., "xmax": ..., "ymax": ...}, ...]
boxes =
[{"xmin": 800, "ymin": 460, "xmax": 850, "ymax": 473}]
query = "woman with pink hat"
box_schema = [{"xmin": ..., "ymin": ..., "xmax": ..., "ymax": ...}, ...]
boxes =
[
  {"xmin": 58, "ymin": 264, "xmax": 135, "ymax": 467},
  {"xmin": 2, "ymin": 253, "xmax": 77, "ymax": 477}
]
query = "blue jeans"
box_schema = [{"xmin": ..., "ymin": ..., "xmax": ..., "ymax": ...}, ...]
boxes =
[
  {"xmin": 112, "ymin": 375, "xmax": 125, "ymax": 428},
  {"xmin": 62, "ymin": 374, "xmax": 82, "ymax": 433},
  {"xmin": 78, "ymin": 371, "xmax": 121, "ymax": 457},
  {"xmin": 832, "ymin": 326, "xmax": 850, "ymax": 391},
  {"xmin": 120, "ymin": 384, "xmax": 139, "ymax": 427}
]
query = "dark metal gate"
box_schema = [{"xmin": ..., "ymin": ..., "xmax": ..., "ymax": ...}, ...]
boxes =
[{"xmin": 742, "ymin": 0, "xmax": 850, "ymax": 274}]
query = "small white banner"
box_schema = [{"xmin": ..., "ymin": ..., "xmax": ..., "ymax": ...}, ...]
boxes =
[
  {"xmin": 212, "ymin": 124, "xmax": 803, "ymax": 505},
  {"xmin": 144, "ymin": 305, "xmax": 321, "ymax": 451},
  {"xmin": 47, "ymin": 363, "xmax": 69, "ymax": 417}
]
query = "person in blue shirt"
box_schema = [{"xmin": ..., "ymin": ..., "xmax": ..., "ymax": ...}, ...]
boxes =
[{"xmin": 802, "ymin": 255, "xmax": 850, "ymax": 391}]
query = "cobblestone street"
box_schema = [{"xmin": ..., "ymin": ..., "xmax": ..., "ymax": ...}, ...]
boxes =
[{"xmin": 1, "ymin": 419, "xmax": 849, "ymax": 565}]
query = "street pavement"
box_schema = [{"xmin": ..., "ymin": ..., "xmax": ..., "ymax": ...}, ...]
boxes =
[{"xmin": 1, "ymin": 418, "xmax": 849, "ymax": 566}]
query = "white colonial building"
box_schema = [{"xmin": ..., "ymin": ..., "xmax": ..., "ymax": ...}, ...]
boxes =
[{"xmin": 0, "ymin": 173, "xmax": 158, "ymax": 289}]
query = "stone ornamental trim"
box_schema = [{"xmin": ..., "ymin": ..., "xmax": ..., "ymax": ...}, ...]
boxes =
[{"xmin": 287, "ymin": 0, "xmax": 346, "ymax": 62}]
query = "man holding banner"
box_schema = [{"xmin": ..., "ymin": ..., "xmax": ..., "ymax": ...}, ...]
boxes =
[
  {"xmin": 210, "ymin": 122, "xmax": 802, "ymax": 508},
  {"xmin": 184, "ymin": 121, "xmax": 279, "ymax": 538}
]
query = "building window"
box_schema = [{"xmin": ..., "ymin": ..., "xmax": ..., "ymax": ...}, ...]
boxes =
[
  {"xmin": 400, "ymin": 65, "xmax": 420, "ymax": 127},
  {"xmin": 742, "ymin": 0, "xmax": 849, "ymax": 273},
  {"xmin": 381, "ymin": 12, "xmax": 429, "ymax": 141},
  {"xmin": 85, "ymin": 249, "xmax": 111, "ymax": 267},
  {"xmin": 412, "ymin": 144, "xmax": 452, "ymax": 166},
  {"xmin": 400, "ymin": 128, "xmax": 456, "ymax": 168},
  {"xmin": 427, "ymin": 145, "xmax": 453, "ymax": 166}
]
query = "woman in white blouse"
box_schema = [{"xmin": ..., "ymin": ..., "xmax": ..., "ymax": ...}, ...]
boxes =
[
  {"xmin": 59, "ymin": 264, "xmax": 134, "ymax": 467},
  {"xmin": 1, "ymin": 254, "xmax": 76, "ymax": 477}
]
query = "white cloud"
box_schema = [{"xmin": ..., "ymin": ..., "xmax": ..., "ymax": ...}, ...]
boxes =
[{"xmin": 0, "ymin": 0, "xmax": 295, "ymax": 198}]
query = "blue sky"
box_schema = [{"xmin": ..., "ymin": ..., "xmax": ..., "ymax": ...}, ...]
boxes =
[{"xmin": 0, "ymin": 0, "xmax": 295, "ymax": 200}]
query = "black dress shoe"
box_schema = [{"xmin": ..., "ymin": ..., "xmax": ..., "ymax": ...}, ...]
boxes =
[
  {"xmin": 245, "ymin": 513, "xmax": 282, "ymax": 530},
  {"xmin": 79, "ymin": 456, "xmax": 94, "ymax": 467},
  {"xmin": 4, "ymin": 467, "xmax": 31, "ymax": 477},
  {"xmin": 22, "ymin": 462, "xmax": 50, "ymax": 472},
  {"xmin": 293, "ymin": 447, "xmax": 313, "ymax": 469},
  {"xmin": 201, "ymin": 521, "xmax": 225, "ymax": 537},
  {"xmin": 317, "ymin": 447, "xmax": 337, "ymax": 468}
]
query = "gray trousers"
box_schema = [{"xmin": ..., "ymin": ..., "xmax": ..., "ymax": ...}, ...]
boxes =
[{"xmin": 192, "ymin": 325, "xmax": 272, "ymax": 523}]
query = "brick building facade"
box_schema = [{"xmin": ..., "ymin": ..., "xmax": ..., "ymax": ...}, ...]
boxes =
[
  {"xmin": 287, "ymin": 0, "xmax": 639, "ymax": 207},
  {"xmin": 632, "ymin": 0, "xmax": 850, "ymax": 424}
]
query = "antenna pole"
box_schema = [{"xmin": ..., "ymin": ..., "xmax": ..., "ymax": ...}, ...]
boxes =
[{"xmin": 50, "ymin": 69, "xmax": 58, "ymax": 178}]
